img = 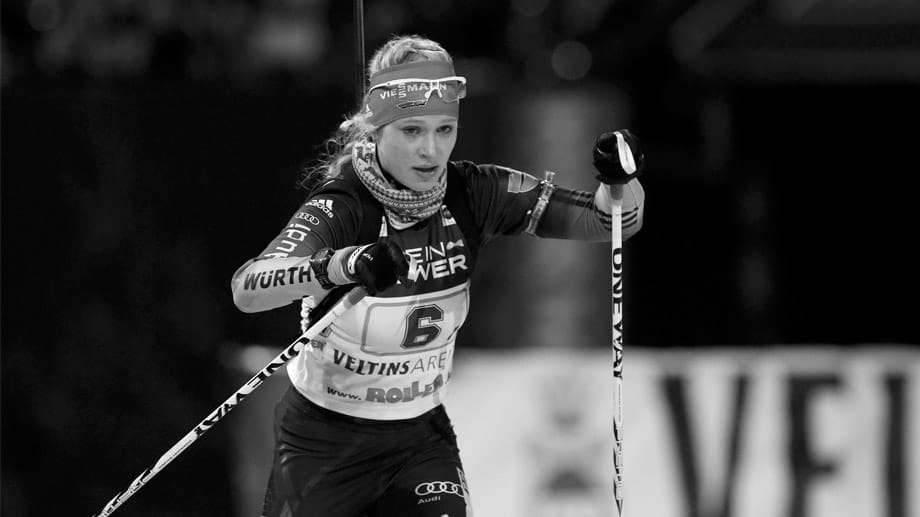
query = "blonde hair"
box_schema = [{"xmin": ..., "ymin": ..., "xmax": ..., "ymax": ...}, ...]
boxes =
[{"xmin": 298, "ymin": 35, "xmax": 453, "ymax": 192}]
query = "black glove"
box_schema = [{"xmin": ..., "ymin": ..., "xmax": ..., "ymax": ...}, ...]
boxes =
[
  {"xmin": 345, "ymin": 239, "xmax": 409, "ymax": 295},
  {"xmin": 592, "ymin": 129, "xmax": 644, "ymax": 185}
]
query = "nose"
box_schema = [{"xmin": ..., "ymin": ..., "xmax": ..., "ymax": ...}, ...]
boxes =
[{"xmin": 418, "ymin": 133, "xmax": 437, "ymax": 159}]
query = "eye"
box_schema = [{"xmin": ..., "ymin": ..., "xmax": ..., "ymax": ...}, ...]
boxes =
[
  {"xmin": 437, "ymin": 125, "xmax": 455, "ymax": 134},
  {"xmin": 401, "ymin": 126, "xmax": 421, "ymax": 136}
]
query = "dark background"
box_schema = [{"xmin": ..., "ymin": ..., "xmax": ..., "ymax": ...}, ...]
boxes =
[{"xmin": 2, "ymin": 0, "xmax": 918, "ymax": 515}]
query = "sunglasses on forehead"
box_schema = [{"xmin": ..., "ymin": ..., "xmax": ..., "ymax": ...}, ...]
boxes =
[{"xmin": 368, "ymin": 76, "xmax": 468, "ymax": 103}]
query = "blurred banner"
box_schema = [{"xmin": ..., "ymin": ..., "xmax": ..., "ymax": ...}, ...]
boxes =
[
  {"xmin": 446, "ymin": 346, "xmax": 918, "ymax": 517},
  {"xmin": 230, "ymin": 345, "xmax": 918, "ymax": 517}
]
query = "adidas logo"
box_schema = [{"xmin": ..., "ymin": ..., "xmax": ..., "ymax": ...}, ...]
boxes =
[
  {"xmin": 306, "ymin": 198, "xmax": 335, "ymax": 218},
  {"xmin": 307, "ymin": 198, "xmax": 333, "ymax": 209}
]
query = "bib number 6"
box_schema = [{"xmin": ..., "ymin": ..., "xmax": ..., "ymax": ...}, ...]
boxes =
[{"xmin": 401, "ymin": 304, "xmax": 444, "ymax": 349}]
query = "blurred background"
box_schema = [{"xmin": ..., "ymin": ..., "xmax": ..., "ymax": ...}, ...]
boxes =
[{"xmin": 2, "ymin": 0, "xmax": 919, "ymax": 515}]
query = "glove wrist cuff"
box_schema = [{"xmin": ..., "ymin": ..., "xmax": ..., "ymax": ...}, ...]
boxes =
[
  {"xmin": 327, "ymin": 246, "xmax": 359, "ymax": 285},
  {"xmin": 344, "ymin": 244, "xmax": 374, "ymax": 278}
]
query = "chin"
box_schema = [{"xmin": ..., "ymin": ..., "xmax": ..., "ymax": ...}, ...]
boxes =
[
  {"xmin": 409, "ymin": 181, "xmax": 438, "ymax": 192},
  {"xmin": 409, "ymin": 170, "xmax": 445, "ymax": 191}
]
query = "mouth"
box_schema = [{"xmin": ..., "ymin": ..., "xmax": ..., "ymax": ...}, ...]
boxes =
[{"xmin": 412, "ymin": 165, "xmax": 440, "ymax": 175}]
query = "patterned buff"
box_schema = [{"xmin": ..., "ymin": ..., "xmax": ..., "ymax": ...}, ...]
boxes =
[{"xmin": 352, "ymin": 138, "xmax": 446, "ymax": 229}]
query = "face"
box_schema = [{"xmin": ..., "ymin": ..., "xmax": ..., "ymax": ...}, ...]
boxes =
[{"xmin": 375, "ymin": 115, "xmax": 458, "ymax": 191}]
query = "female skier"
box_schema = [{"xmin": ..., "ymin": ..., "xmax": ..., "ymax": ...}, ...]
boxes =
[{"xmin": 231, "ymin": 33, "xmax": 645, "ymax": 517}]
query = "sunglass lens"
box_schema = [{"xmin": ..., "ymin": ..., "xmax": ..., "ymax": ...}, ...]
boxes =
[{"xmin": 440, "ymin": 80, "xmax": 466, "ymax": 102}]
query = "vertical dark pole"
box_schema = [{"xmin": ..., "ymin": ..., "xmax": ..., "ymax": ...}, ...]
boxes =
[
  {"xmin": 353, "ymin": 0, "xmax": 366, "ymax": 107},
  {"xmin": 611, "ymin": 185, "xmax": 624, "ymax": 516}
]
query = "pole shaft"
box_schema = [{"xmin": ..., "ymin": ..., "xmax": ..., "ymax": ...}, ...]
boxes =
[
  {"xmin": 91, "ymin": 287, "xmax": 367, "ymax": 517},
  {"xmin": 353, "ymin": 0, "xmax": 366, "ymax": 106},
  {"xmin": 611, "ymin": 185, "xmax": 625, "ymax": 516}
]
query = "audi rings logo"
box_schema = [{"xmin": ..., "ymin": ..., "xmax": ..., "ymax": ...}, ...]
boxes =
[
  {"xmin": 415, "ymin": 481, "xmax": 463, "ymax": 497},
  {"xmin": 294, "ymin": 212, "xmax": 320, "ymax": 226}
]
